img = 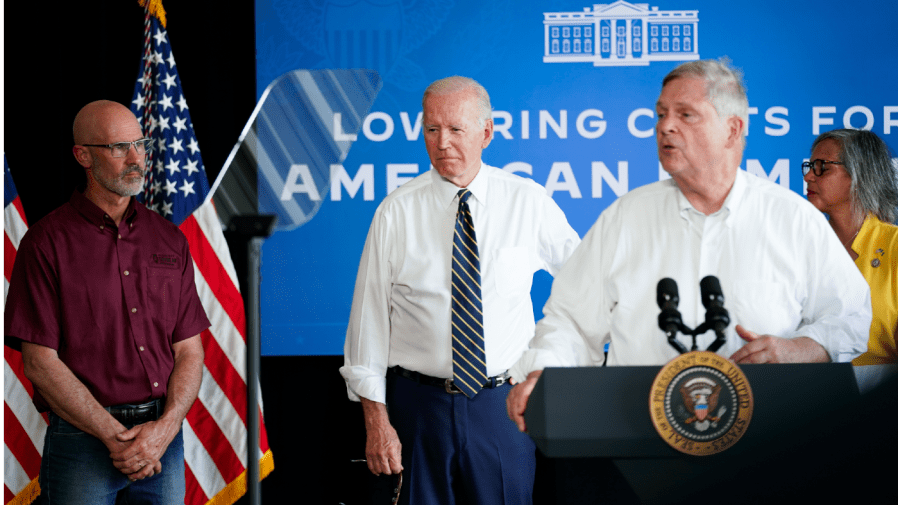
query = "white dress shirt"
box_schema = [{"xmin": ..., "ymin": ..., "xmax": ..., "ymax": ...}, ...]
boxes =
[
  {"xmin": 510, "ymin": 170, "xmax": 871, "ymax": 381},
  {"xmin": 341, "ymin": 163, "xmax": 581, "ymax": 403}
]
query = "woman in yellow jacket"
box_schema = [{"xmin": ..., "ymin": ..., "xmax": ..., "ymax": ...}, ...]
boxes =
[{"xmin": 803, "ymin": 129, "xmax": 898, "ymax": 364}]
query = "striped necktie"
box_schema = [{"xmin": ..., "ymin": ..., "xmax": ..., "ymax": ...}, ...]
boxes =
[{"xmin": 451, "ymin": 188, "xmax": 487, "ymax": 398}]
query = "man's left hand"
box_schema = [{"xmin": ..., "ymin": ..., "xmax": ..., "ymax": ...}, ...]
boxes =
[
  {"xmin": 730, "ymin": 324, "xmax": 830, "ymax": 363},
  {"xmin": 110, "ymin": 419, "xmax": 176, "ymax": 480}
]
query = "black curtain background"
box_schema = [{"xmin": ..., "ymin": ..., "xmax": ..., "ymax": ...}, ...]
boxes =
[{"xmin": 4, "ymin": 2, "xmax": 368, "ymax": 503}]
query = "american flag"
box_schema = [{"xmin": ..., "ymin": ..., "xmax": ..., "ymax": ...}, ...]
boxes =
[
  {"xmin": 4, "ymin": 158, "xmax": 46, "ymax": 505},
  {"xmin": 130, "ymin": 1, "xmax": 273, "ymax": 504}
]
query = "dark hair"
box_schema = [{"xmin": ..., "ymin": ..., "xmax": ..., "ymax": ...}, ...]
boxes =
[{"xmin": 812, "ymin": 129, "xmax": 898, "ymax": 223}]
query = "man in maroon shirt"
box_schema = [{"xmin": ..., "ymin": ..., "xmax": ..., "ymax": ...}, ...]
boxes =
[{"xmin": 4, "ymin": 100, "xmax": 210, "ymax": 504}]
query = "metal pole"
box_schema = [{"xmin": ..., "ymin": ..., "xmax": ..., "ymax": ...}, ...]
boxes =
[
  {"xmin": 247, "ymin": 236, "xmax": 263, "ymax": 505},
  {"xmin": 225, "ymin": 215, "xmax": 276, "ymax": 505}
]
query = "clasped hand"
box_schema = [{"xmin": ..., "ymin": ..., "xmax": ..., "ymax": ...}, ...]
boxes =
[{"xmin": 107, "ymin": 420, "xmax": 172, "ymax": 481}]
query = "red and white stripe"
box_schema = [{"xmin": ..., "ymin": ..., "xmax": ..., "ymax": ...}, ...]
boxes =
[
  {"xmin": 178, "ymin": 199, "xmax": 273, "ymax": 504},
  {"xmin": 4, "ymin": 193, "xmax": 47, "ymax": 505}
]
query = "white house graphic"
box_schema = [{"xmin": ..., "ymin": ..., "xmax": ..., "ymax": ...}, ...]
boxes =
[{"xmin": 544, "ymin": 1, "xmax": 699, "ymax": 66}]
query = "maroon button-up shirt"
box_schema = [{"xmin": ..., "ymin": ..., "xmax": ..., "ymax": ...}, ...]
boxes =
[{"xmin": 4, "ymin": 191, "xmax": 210, "ymax": 412}]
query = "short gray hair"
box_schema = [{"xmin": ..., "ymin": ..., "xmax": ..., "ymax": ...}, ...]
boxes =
[
  {"xmin": 422, "ymin": 76, "xmax": 492, "ymax": 128},
  {"xmin": 812, "ymin": 128, "xmax": 898, "ymax": 224},
  {"xmin": 662, "ymin": 58, "xmax": 749, "ymax": 145}
]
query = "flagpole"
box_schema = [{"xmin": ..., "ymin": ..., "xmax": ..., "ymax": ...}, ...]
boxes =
[{"xmin": 225, "ymin": 215, "xmax": 277, "ymax": 505}]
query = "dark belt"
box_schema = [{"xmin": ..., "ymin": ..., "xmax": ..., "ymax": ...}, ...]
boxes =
[
  {"xmin": 390, "ymin": 366, "xmax": 511, "ymax": 394},
  {"xmin": 106, "ymin": 399, "xmax": 162, "ymax": 425}
]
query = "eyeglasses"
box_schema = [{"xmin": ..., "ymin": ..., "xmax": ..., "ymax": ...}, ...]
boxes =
[
  {"xmin": 801, "ymin": 159, "xmax": 844, "ymax": 177},
  {"xmin": 81, "ymin": 139, "xmax": 152, "ymax": 158}
]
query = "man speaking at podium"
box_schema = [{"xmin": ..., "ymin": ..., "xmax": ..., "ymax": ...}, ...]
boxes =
[{"xmin": 507, "ymin": 59, "xmax": 871, "ymax": 432}]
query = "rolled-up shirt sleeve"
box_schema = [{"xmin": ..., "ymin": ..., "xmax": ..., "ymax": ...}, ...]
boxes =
[{"xmin": 340, "ymin": 208, "xmax": 393, "ymax": 403}]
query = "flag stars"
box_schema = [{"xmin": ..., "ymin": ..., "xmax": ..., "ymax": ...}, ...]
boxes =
[
  {"xmin": 179, "ymin": 180, "xmax": 195, "ymax": 197},
  {"xmin": 162, "ymin": 73, "xmax": 177, "ymax": 90},
  {"xmin": 153, "ymin": 28, "xmax": 167, "ymax": 46},
  {"xmin": 160, "ymin": 200, "xmax": 174, "ymax": 217},
  {"xmin": 159, "ymin": 94, "xmax": 174, "ymax": 111},
  {"xmin": 187, "ymin": 138, "xmax": 200, "ymax": 155},
  {"xmin": 158, "ymin": 115, "xmax": 171, "ymax": 132},
  {"xmin": 163, "ymin": 179, "xmax": 178, "ymax": 196},
  {"xmin": 167, "ymin": 52, "xmax": 177, "ymax": 69},
  {"xmin": 132, "ymin": 92, "xmax": 146, "ymax": 110},
  {"xmin": 184, "ymin": 159, "xmax": 200, "ymax": 176},
  {"xmin": 151, "ymin": 50, "xmax": 165, "ymax": 66},
  {"xmin": 165, "ymin": 158, "xmax": 181, "ymax": 174},
  {"xmin": 176, "ymin": 96, "xmax": 188, "ymax": 112},
  {"xmin": 173, "ymin": 116, "xmax": 188, "ymax": 134},
  {"xmin": 169, "ymin": 137, "xmax": 184, "ymax": 155}
]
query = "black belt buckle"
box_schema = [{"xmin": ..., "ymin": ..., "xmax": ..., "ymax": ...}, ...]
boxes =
[
  {"xmin": 109, "ymin": 399, "xmax": 160, "ymax": 425},
  {"xmin": 444, "ymin": 378, "xmax": 462, "ymax": 394}
]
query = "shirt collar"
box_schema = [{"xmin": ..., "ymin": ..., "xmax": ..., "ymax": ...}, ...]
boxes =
[
  {"xmin": 433, "ymin": 162, "xmax": 489, "ymax": 210},
  {"xmin": 676, "ymin": 169, "xmax": 745, "ymax": 226},
  {"xmin": 69, "ymin": 190, "xmax": 139, "ymax": 227}
]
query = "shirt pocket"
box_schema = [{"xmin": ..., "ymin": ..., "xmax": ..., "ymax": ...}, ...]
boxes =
[
  {"xmin": 146, "ymin": 267, "xmax": 182, "ymax": 324},
  {"xmin": 493, "ymin": 246, "xmax": 533, "ymax": 298}
]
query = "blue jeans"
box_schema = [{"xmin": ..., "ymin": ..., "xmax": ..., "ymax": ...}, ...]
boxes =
[{"xmin": 38, "ymin": 413, "xmax": 185, "ymax": 505}]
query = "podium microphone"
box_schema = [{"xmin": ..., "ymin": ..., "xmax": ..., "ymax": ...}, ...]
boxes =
[
  {"xmin": 699, "ymin": 275, "xmax": 730, "ymax": 352},
  {"xmin": 657, "ymin": 278, "xmax": 688, "ymax": 354}
]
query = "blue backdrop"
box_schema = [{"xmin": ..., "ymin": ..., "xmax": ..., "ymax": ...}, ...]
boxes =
[{"xmin": 254, "ymin": 0, "xmax": 898, "ymax": 355}]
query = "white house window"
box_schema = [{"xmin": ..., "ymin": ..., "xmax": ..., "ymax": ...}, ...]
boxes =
[
  {"xmin": 574, "ymin": 27, "xmax": 581, "ymax": 38},
  {"xmin": 602, "ymin": 26, "xmax": 610, "ymax": 37},
  {"xmin": 552, "ymin": 39, "xmax": 559, "ymax": 53},
  {"xmin": 563, "ymin": 39, "xmax": 570, "ymax": 52},
  {"xmin": 574, "ymin": 39, "xmax": 581, "ymax": 53},
  {"xmin": 673, "ymin": 37, "xmax": 680, "ymax": 51},
  {"xmin": 673, "ymin": 26, "xmax": 680, "ymax": 36},
  {"xmin": 617, "ymin": 26, "xmax": 625, "ymax": 37},
  {"xmin": 662, "ymin": 37, "xmax": 669, "ymax": 51},
  {"xmin": 633, "ymin": 26, "xmax": 641, "ymax": 37},
  {"xmin": 634, "ymin": 38, "xmax": 641, "ymax": 52},
  {"xmin": 563, "ymin": 27, "xmax": 570, "ymax": 38},
  {"xmin": 651, "ymin": 25, "xmax": 658, "ymax": 36},
  {"xmin": 684, "ymin": 37, "xmax": 691, "ymax": 52},
  {"xmin": 684, "ymin": 25, "xmax": 692, "ymax": 36},
  {"xmin": 585, "ymin": 27, "xmax": 592, "ymax": 37},
  {"xmin": 585, "ymin": 39, "xmax": 593, "ymax": 52},
  {"xmin": 662, "ymin": 25, "xmax": 669, "ymax": 36}
]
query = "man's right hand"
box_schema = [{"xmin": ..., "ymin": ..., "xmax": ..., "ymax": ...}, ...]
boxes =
[
  {"xmin": 506, "ymin": 370, "xmax": 542, "ymax": 432},
  {"xmin": 360, "ymin": 398, "xmax": 403, "ymax": 475}
]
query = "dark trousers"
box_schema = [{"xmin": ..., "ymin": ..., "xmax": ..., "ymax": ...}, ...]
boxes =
[{"xmin": 386, "ymin": 370, "xmax": 536, "ymax": 505}]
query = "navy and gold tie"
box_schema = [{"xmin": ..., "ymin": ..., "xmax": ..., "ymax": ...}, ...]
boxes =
[{"xmin": 451, "ymin": 189, "xmax": 487, "ymax": 398}]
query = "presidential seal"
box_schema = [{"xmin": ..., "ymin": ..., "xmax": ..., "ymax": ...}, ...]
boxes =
[{"xmin": 649, "ymin": 351, "xmax": 753, "ymax": 456}]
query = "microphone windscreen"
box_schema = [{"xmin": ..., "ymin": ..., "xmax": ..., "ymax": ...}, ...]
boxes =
[
  {"xmin": 657, "ymin": 278, "xmax": 679, "ymax": 308},
  {"xmin": 700, "ymin": 275, "xmax": 724, "ymax": 308}
]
